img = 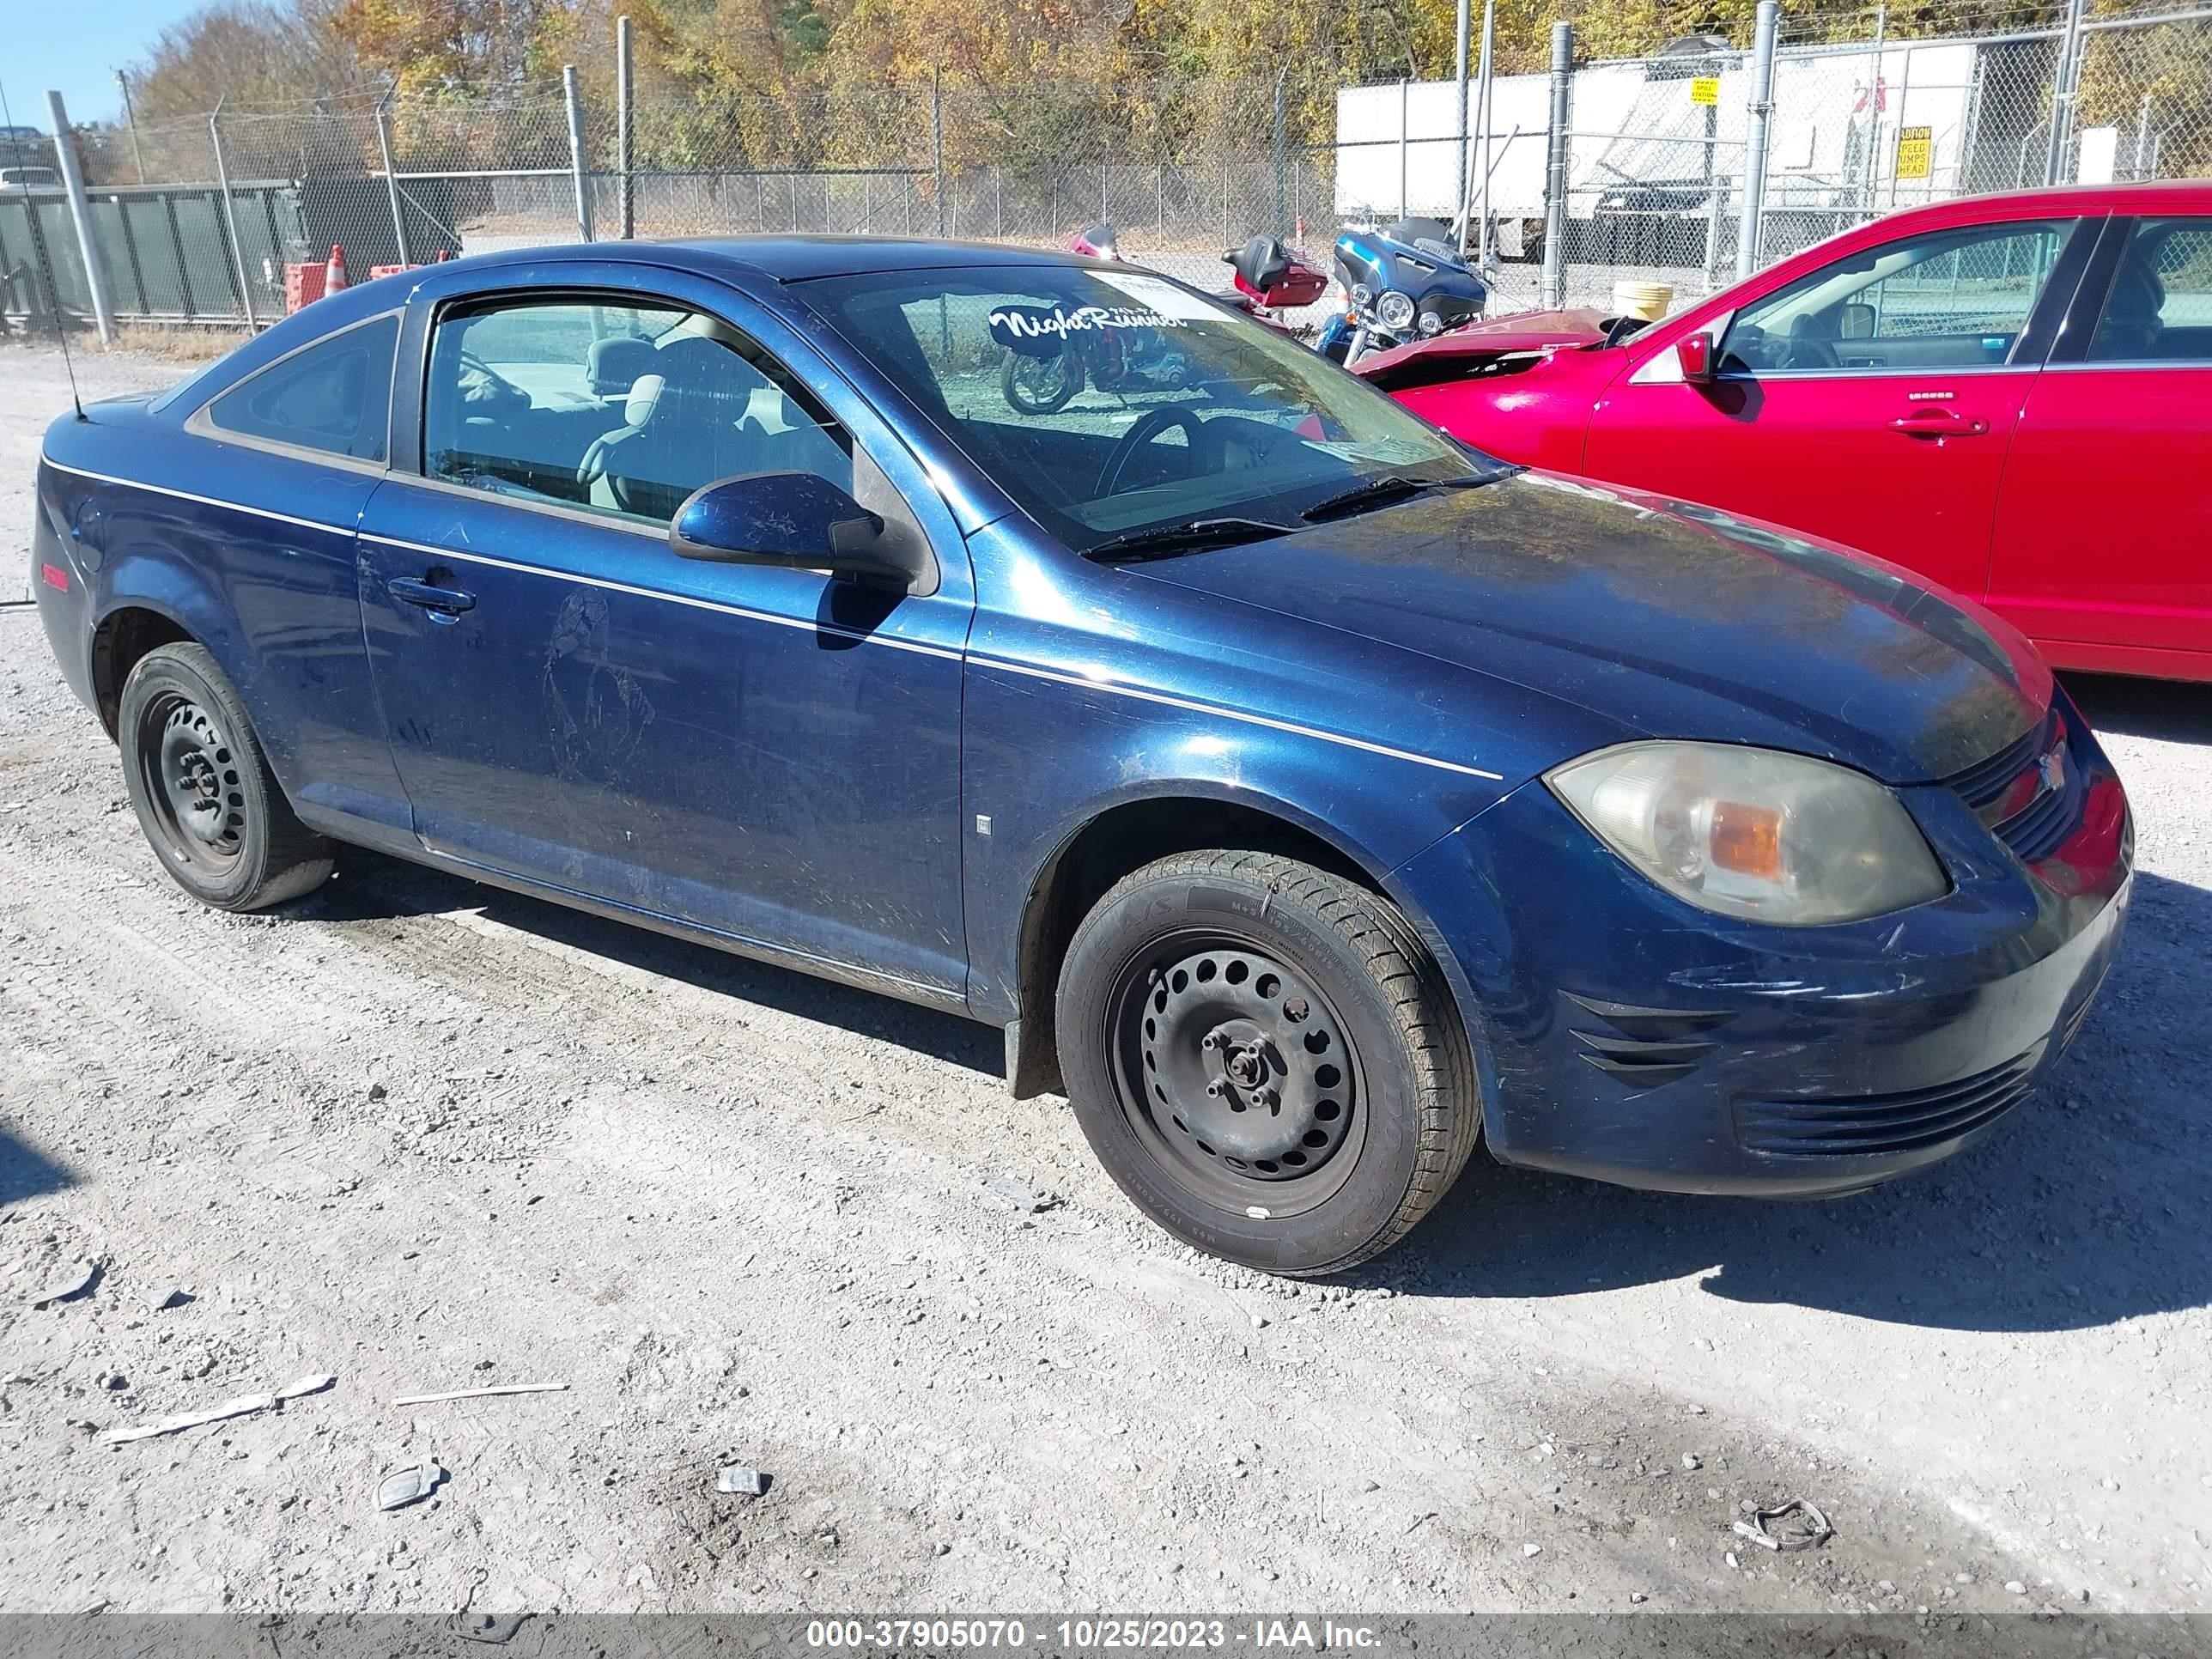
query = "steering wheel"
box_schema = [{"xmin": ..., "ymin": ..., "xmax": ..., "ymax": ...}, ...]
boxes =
[
  {"xmin": 1780, "ymin": 331, "xmax": 1839, "ymax": 372},
  {"xmin": 1097, "ymin": 406, "xmax": 1210, "ymax": 498},
  {"xmin": 454, "ymin": 349, "xmax": 531, "ymax": 415}
]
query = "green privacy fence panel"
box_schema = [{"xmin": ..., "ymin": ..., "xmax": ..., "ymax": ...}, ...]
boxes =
[{"xmin": 0, "ymin": 180, "xmax": 306, "ymax": 323}]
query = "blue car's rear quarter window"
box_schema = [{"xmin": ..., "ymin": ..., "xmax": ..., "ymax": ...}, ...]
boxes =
[{"xmin": 204, "ymin": 313, "xmax": 399, "ymax": 464}]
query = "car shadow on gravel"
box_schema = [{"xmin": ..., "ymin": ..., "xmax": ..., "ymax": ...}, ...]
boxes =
[
  {"xmin": 0, "ymin": 1125, "xmax": 76, "ymax": 1206},
  {"xmin": 2064, "ymin": 671, "xmax": 2212, "ymax": 744},
  {"xmin": 300, "ymin": 848, "xmax": 1006, "ymax": 1078},
  {"xmin": 1371, "ymin": 866, "xmax": 2212, "ymax": 1334}
]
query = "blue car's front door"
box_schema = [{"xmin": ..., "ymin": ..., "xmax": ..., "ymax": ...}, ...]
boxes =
[{"xmin": 356, "ymin": 264, "xmax": 974, "ymax": 998}]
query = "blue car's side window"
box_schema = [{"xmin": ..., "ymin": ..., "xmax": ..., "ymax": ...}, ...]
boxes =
[
  {"xmin": 422, "ymin": 297, "xmax": 852, "ymax": 528},
  {"xmin": 204, "ymin": 312, "xmax": 399, "ymax": 464}
]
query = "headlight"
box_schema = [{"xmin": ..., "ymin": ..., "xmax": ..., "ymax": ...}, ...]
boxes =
[
  {"xmin": 1417, "ymin": 310, "xmax": 1445, "ymax": 336},
  {"xmin": 1376, "ymin": 289, "xmax": 1417, "ymax": 331},
  {"xmin": 1546, "ymin": 742, "xmax": 1948, "ymax": 926},
  {"xmin": 1350, "ymin": 282, "xmax": 1375, "ymax": 307}
]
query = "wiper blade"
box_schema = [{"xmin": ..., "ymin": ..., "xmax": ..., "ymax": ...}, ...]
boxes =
[
  {"xmin": 1300, "ymin": 472, "xmax": 1492, "ymax": 523},
  {"xmin": 1084, "ymin": 516, "xmax": 1293, "ymax": 564}
]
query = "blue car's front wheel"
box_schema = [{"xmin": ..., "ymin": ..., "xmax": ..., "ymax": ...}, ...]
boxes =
[{"xmin": 1057, "ymin": 849, "xmax": 1480, "ymax": 1275}]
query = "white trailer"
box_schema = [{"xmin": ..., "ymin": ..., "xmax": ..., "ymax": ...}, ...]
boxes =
[{"xmin": 1334, "ymin": 34, "xmax": 2039, "ymax": 264}]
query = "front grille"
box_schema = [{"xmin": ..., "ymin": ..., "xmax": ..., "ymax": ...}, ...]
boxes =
[
  {"xmin": 1734, "ymin": 1042, "xmax": 2045, "ymax": 1157},
  {"xmin": 1948, "ymin": 711, "xmax": 2056, "ymax": 812},
  {"xmin": 1943, "ymin": 706, "xmax": 2086, "ymax": 866}
]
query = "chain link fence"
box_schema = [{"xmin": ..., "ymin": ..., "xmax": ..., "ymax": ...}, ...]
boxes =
[{"xmin": 3, "ymin": 0, "xmax": 2207, "ymax": 343}]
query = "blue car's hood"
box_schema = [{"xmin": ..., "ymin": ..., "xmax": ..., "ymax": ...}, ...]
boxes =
[{"xmin": 1129, "ymin": 471, "xmax": 2051, "ymax": 785}]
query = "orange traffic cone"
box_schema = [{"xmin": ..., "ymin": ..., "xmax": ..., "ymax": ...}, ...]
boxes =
[{"xmin": 325, "ymin": 244, "xmax": 349, "ymax": 293}]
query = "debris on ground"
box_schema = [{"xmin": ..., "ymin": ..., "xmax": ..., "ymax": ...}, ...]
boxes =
[
  {"xmin": 138, "ymin": 1286, "xmax": 190, "ymax": 1312},
  {"xmin": 101, "ymin": 1373, "xmax": 335, "ymax": 1445},
  {"xmin": 716, "ymin": 1463, "xmax": 771, "ymax": 1497},
  {"xmin": 455, "ymin": 1613, "xmax": 532, "ymax": 1645},
  {"xmin": 982, "ymin": 1176, "xmax": 1061, "ymax": 1213},
  {"xmin": 391, "ymin": 1382, "xmax": 568, "ymax": 1407},
  {"xmin": 375, "ymin": 1457, "xmax": 447, "ymax": 1511},
  {"xmin": 1730, "ymin": 1498, "xmax": 1834, "ymax": 1553},
  {"xmin": 29, "ymin": 1260, "xmax": 101, "ymax": 1309}
]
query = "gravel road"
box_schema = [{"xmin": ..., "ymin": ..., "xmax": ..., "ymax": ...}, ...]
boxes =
[{"xmin": 2, "ymin": 343, "xmax": 2209, "ymax": 1620}]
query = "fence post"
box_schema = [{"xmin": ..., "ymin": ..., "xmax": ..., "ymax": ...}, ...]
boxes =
[
  {"xmin": 563, "ymin": 64, "xmax": 594, "ymax": 241},
  {"xmin": 46, "ymin": 92, "xmax": 116, "ymax": 343},
  {"xmin": 1540, "ymin": 21, "xmax": 1572, "ymax": 309},
  {"xmin": 1735, "ymin": 0, "xmax": 1779, "ymax": 280},
  {"xmin": 1472, "ymin": 0, "xmax": 1497, "ymax": 261},
  {"xmin": 115, "ymin": 70, "xmax": 146, "ymax": 185},
  {"xmin": 1398, "ymin": 79, "xmax": 1409, "ymax": 220},
  {"xmin": 374, "ymin": 90, "xmax": 411, "ymax": 266},
  {"xmin": 931, "ymin": 66, "xmax": 946, "ymax": 236},
  {"xmin": 2043, "ymin": 0, "xmax": 2087, "ymax": 185},
  {"xmin": 1271, "ymin": 70, "xmax": 1288, "ymax": 236},
  {"xmin": 1454, "ymin": 0, "xmax": 1472, "ymax": 234},
  {"xmin": 207, "ymin": 98, "xmax": 258, "ymax": 332},
  {"xmin": 617, "ymin": 15, "xmax": 635, "ymax": 239}
]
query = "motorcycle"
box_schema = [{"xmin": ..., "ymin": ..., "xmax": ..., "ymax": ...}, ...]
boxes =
[
  {"xmin": 1314, "ymin": 215, "xmax": 1488, "ymax": 365},
  {"xmin": 1000, "ymin": 222, "xmax": 1196, "ymax": 416},
  {"xmin": 1220, "ymin": 234, "xmax": 1330, "ymax": 336}
]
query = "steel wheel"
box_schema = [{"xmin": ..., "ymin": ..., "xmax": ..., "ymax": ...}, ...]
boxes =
[
  {"xmin": 135, "ymin": 690, "xmax": 246, "ymax": 879},
  {"xmin": 1107, "ymin": 930, "xmax": 1367, "ymax": 1218},
  {"xmin": 116, "ymin": 642, "xmax": 333, "ymax": 912}
]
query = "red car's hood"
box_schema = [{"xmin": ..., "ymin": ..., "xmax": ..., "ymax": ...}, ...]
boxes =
[{"xmin": 1351, "ymin": 307, "xmax": 1612, "ymax": 380}]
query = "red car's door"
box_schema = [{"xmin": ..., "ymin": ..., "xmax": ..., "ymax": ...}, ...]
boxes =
[
  {"xmin": 1986, "ymin": 214, "xmax": 2212, "ymax": 679},
  {"xmin": 1582, "ymin": 215, "xmax": 2094, "ymax": 603}
]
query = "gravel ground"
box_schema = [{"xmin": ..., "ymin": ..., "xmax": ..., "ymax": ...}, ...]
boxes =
[{"xmin": 1, "ymin": 344, "xmax": 2209, "ymax": 1620}]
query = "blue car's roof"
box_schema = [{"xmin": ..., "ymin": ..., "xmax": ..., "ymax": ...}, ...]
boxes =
[{"xmin": 465, "ymin": 235, "xmax": 1088, "ymax": 283}]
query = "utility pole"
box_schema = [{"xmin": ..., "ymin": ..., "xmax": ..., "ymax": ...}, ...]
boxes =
[
  {"xmin": 48, "ymin": 90, "xmax": 116, "ymax": 343},
  {"xmin": 114, "ymin": 70, "xmax": 145, "ymax": 185}
]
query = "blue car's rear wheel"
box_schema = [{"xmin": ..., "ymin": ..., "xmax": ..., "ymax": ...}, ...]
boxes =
[
  {"xmin": 1058, "ymin": 849, "xmax": 1480, "ymax": 1275},
  {"xmin": 118, "ymin": 643, "xmax": 333, "ymax": 913}
]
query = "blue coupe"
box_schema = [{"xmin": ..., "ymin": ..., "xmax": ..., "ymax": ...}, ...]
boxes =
[{"xmin": 31, "ymin": 238, "xmax": 2130, "ymax": 1273}]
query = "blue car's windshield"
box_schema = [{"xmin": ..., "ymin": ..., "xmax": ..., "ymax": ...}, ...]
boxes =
[{"xmin": 802, "ymin": 264, "xmax": 1504, "ymax": 555}]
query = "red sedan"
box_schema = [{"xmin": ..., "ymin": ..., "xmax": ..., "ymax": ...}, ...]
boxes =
[{"xmin": 1361, "ymin": 183, "xmax": 2212, "ymax": 681}]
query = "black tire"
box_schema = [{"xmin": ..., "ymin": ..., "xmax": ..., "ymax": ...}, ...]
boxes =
[
  {"xmin": 117, "ymin": 641, "xmax": 334, "ymax": 912},
  {"xmin": 1056, "ymin": 850, "xmax": 1480, "ymax": 1276}
]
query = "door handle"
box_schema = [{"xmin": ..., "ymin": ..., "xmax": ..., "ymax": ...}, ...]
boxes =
[
  {"xmin": 388, "ymin": 575, "xmax": 477, "ymax": 615},
  {"xmin": 1887, "ymin": 407, "xmax": 1989, "ymax": 438}
]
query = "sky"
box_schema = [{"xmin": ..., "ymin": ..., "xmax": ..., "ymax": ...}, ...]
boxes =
[{"xmin": 2, "ymin": 0, "xmax": 209, "ymax": 131}]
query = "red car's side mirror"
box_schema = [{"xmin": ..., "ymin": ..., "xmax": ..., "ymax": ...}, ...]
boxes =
[{"xmin": 1676, "ymin": 332, "xmax": 1717, "ymax": 384}]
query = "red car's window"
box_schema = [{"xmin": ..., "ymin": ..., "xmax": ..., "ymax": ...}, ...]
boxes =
[
  {"xmin": 1720, "ymin": 221, "xmax": 2067, "ymax": 375},
  {"xmin": 2088, "ymin": 219, "xmax": 2212, "ymax": 363}
]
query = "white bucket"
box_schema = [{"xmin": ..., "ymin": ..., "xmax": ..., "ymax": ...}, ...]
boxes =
[{"xmin": 1611, "ymin": 279, "xmax": 1674, "ymax": 322}]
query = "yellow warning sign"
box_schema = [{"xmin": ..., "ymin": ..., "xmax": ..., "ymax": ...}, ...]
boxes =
[
  {"xmin": 1689, "ymin": 76, "xmax": 1720, "ymax": 106},
  {"xmin": 1896, "ymin": 125, "xmax": 1934, "ymax": 179}
]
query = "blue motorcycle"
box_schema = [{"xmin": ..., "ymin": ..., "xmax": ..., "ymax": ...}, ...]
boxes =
[{"xmin": 1315, "ymin": 216, "xmax": 1488, "ymax": 365}]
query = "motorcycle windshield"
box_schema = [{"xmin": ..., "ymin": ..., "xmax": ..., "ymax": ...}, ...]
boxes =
[{"xmin": 800, "ymin": 263, "xmax": 1502, "ymax": 555}]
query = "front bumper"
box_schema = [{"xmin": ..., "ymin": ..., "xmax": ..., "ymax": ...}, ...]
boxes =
[{"xmin": 1395, "ymin": 692, "xmax": 2132, "ymax": 1198}]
